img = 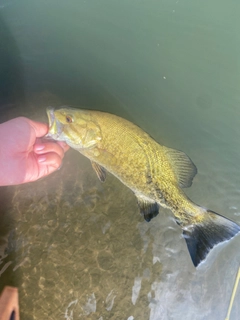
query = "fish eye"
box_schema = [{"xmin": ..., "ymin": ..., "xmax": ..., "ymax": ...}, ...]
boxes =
[{"xmin": 66, "ymin": 115, "xmax": 73, "ymax": 123}]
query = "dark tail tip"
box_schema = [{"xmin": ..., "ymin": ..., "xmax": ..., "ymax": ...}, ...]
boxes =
[{"xmin": 183, "ymin": 210, "xmax": 240, "ymax": 267}]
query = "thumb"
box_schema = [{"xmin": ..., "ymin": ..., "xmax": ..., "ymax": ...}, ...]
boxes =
[{"xmin": 29, "ymin": 120, "xmax": 48, "ymax": 138}]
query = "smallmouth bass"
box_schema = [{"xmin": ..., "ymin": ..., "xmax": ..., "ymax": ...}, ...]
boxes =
[{"xmin": 46, "ymin": 107, "xmax": 240, "ymax": 267}]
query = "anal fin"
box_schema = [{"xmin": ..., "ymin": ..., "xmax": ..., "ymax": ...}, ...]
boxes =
[
  {"xmin": 91, "ymin": 161, "xmax": 107, "ymax": 182},
  {"xmin": 136, "ymin": 194, "xmax": 159, "ymax": 222}
]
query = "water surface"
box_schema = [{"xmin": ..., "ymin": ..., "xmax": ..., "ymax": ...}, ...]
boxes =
[{"xmin": 0, "ymin": 1, "xmax": 240, "ymax": 319}]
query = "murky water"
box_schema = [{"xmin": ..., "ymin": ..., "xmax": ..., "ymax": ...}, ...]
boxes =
[{"xmin": 1, "ymin": 1, "xmax": 240, "ymax": 319}]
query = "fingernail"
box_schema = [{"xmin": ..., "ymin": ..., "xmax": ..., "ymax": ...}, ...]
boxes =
[
  {"xmin": 38, "ymin": 155, "xmax": 46, "ymax": 163},
  {"xmin": 57, "ymin": 163, "xmax": 63, "ymax": 170},
  {"xmin": 35, "ymin": 144, "xmax": 45, "ymax": 151}
]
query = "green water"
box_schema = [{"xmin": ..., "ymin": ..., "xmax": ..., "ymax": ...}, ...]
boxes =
[{"xmin": 0, "ymin": 0, "xmax": 240, "ymax": 319}]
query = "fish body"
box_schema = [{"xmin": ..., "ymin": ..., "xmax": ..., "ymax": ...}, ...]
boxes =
[{"xmin": 46, "ymin": 107, "xmax": 240, "ymax": 266}]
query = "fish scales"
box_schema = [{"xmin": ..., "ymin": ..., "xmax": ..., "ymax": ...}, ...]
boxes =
[
  {"xmin": 46, "ymin": 107, "xmax": 240, "ymax": 267},
  {"xmin": 87, "ymin": 113, "xmax": 175, "ymax": 196},
  {"xmin": 92, "ymin": 113, "xmax": 195, "ymax": 217}
]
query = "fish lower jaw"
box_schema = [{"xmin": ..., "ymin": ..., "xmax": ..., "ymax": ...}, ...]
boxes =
[{"xmin": 45, "ymin": 132, "xmax": 63, "ymax": 141}]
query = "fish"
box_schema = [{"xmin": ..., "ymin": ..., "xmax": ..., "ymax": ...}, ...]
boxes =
[{"xmin": 46, "ymin": 107, "xmax": 240, "ymax": 267}]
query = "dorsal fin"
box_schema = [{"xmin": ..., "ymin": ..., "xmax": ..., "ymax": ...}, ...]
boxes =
[{"xmin": 165, "ymin": 147, "xmax": 197, "ymax": 188}]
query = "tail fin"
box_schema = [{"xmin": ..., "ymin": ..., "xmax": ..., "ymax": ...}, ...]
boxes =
[{"xmin": 183, "ymin": 210, "xmax": 240, "ymax": 267}]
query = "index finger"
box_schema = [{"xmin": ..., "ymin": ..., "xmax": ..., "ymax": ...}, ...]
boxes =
[{"xmin": 57, "ymin": 141, "xmax": 70, "ymax": 153}]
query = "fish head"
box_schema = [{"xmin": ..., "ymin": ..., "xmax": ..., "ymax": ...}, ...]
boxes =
[{"xmin": 46, "ymin": 107, "xmax": 102, "ymax": 149}]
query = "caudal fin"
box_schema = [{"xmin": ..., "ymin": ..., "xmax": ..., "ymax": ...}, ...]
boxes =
[{"xmin": 183, "ymin": 210, "xmax": 240, "ymax": 267}]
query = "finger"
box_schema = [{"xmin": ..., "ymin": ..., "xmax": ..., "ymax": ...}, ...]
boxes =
[
  {"xmin": 29, "ymin": 120, "xmax": 48, "ymax": 138},
  {"xmin": 37, "ymin": 152, "xmax": 62, "ymax": 171},
  {"xmin": 57, "ymin": 141, "xmax": 70, "ymax": 153},
  {"xmin": 34, "ymin": 142, "xmax": 65, "ymax": 159}
]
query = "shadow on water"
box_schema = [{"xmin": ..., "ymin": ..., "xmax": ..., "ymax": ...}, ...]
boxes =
[{"xmin": 0, "ymin": 13, "xmax": 25, "ymax": 107}]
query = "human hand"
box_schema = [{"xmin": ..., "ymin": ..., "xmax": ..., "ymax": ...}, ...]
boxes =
[{"xmin": 0, "ymin": 117, "xmax": 69, "ymax": 186}]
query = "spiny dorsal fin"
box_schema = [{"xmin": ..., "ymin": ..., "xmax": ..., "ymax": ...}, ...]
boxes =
[
  {"xmin": 91, "ymin": 161, "xmax": 107, "ymax": 182},
  {"xmin": 165, "ymin": 147, "xmax": 197, "ymax": 188},
  {"xmin": 136, "ymin": 194, "xmax": 159, "ymax": 222}
]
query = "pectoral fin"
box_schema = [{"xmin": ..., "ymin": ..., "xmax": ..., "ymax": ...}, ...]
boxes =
[
  {"xmin": 136, "ymin": 194, "xmax": 159, "ymax": 222},
  {"xmin": 91, "ymin": 161, "xmax": 107, "ymax": 182}
]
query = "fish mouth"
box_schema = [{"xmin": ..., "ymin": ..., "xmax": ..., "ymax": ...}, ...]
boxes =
[
  {"xmin": 46, "ymin": 107, "xmax": 55, "ymax": 127},
  {"xmin": 45, "ymin": 107, "xmax": 64, "ymax": 140}
]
